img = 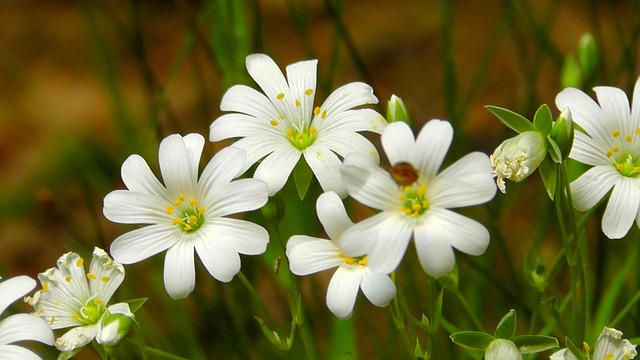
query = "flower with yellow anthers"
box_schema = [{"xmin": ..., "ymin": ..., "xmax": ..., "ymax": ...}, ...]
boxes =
[
  {"xmin": 556, "ymin": 77, "xmax": 640, "ymax": 239},
  {"xmin": 339, "ymin": 120, "xmax": 497, "ymax": 276},
  {"xmin": 549, "ymin": 327, "xmax": 637, "ymax": 360},
  {"xmin": 210, "ymin": 53, "xmax": 387, "ymax": 196},
  {"xmin": 0, "ymin": 276, "xmax": 54, "ymax": 359},
  {"xmin": 103, "ymin": 134, "xmax": 270, "ymax": 299},
  {"xmin": 286, "ymin": 192, "xmax": 396, "ymax": 319},
  {"xmin": 25, "ymin": 248, "xmax": 132, "ymax": 352}
]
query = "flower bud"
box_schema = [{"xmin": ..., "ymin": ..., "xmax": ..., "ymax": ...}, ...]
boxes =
[
  {"xmin": 485, "ymin": 339, "xmax": 523, "ymax": 360},
  {"xmin": 550, "ymin": 108, "xmax": 574, "ymax": 161},
  {"xmin": 386, "ymin": 95, "xmax": 410, "ymax": 124},
  {"xmin": 96, "ymin": 312, "xmax": 134, "ymax": 347},
  {"xmin": 490, "ymin": 131, "xmax": 547, "ymax": 193}
]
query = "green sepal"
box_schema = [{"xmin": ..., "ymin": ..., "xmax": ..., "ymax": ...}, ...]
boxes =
[
  {"xmin": 538, "ymin": 155, "xmax": 557, "ymax": 200},
  {"xmin": 430, "ymin": 287, "xmax": 444, "ymax": 333},
  {"xmin": 126, "ymin": 298, "xmax": 147, "ymax": 313},
  {"xmin": 486, "ymin": 105, "xmax": 534, "ymax": 134},
  {"xmin": 436, "ymin": 265, "xmax": 458, "ymax": 290},
  {"xmin": 293, "ymin": 156, "xmax": 313, "ymax": 200},
  {"xmin": 416, "ymin": 314, "xmax": 430, "ymax": 332},
  {"xmin": 547, "ymin": 137, "xmax": 563, "ymax": 164},
  {"xmin": 533, "ymin": 104, "xmax": 553, "ymax": 135},
  {"xmin": 57, "ymin": 348, "xmax": 84, "ymax": 360},
  {"xmin": 495, "ymin": 309, "xmax": 517, "ymax": 340},
  {"xmin": 450, "ymin": 331, "xmax": 495, "ymax": 351},
  {"xmin": 512, "ymin": 335, "xmax": 559, "ymax": 354},
  {"xmin": 254, "ymin": 316, "xmax": 294, "ymax": 350},
  {"xmin": 414, "ymin": 339, "xmax": 428, "ymax": 360}
]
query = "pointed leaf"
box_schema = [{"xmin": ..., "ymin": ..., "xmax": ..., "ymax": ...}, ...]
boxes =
[
  {"xmin": 495, "ymin": 309, "xmax": 517, "ymax": 340},
  {"xmin": 512, "ymin": 335, "xmax": 559, "ymax": 354},
  {"xmin": 538, "ymin": 155, "xmax": 557, "ymax": 200},
  {"xmin": 533, "ymin": 104, "xmax": 553, "ymax": 135},
  {"xmin": 431, "ymin": 287, "xmax": 444, "ymax": 334},
  {"xmin": 486, "ymin": 106, "xmax": 534, "ymax": 133},
  {"xmin": 126, "ymin": 298, "xmax": 148, "ymax": 313},
  {"xmin": 293, "ymin": 156, "xmax": 313, "ymax": 200},
  {"xmin": 548, "ymin": 137, "xmax": 562, "ymax": 163},
  {"xmin": 450, "ymin": 331, "xmax": 495, "ymax": 351}
]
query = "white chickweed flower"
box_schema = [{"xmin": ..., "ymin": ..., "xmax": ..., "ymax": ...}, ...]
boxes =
[{"xmin": 491, "ymin": 130, "xmax": 547, "ymax": 193}]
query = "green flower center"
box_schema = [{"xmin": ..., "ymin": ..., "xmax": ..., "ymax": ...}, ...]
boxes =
[
  {"xmin": 397, "ymin": 182, "xmax": 430, "ymax": 217},
  {"xmin": 166, "ymin": 195, "xmax": 206, "ymax": 233},
  {"xmin": 614, "ymin": 153, "xmax": 640, "ymax": 177},
  {"xmin": 76, "ymin": 298, "xmax": 105, "ymax": 325},
  {"xmin": 339, "ymin": 252, "xmax": 368, "ymax": 266},
  {"xmin": 286, "ymin": 126, "xmax": 317, "ymax": 150},
  {"xmin": 606, "ymin": 128, "xmax": 640, "ymax": 177}
]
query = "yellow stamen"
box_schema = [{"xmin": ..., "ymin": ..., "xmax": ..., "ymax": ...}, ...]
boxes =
[
  {"xmin": 321, "ymin": 109, "xmax": 327, "ymax": 119},
  {"xmin": 305, "ymin": 88, "xmax": 313, "ymax": 96},
  {"xmin": 172, "ymin": 218, "xmax": 183, "ymax": 225},
  {"xmin": 101, "ymin": 276, "xmax": 110, "ymax": 282},
  {"xmin": 65, "ymin": 276, "xmax": 72, "ymax": 282},
  {"xmin": 295, "ymin": 99, "xmax": 301, "ymax": 107},
  {"xmin": 93, "ymin": 298, "xmax": 103, "ymax": 305},
  {"xmin": 189, "ymin": 198, "xmax": 197, "ymax": 206},
  {"xmin": 279, "ymin": 114, "xmax": 285, "ymax": 120},
  {"xmin": 607, "ymin": 150, "xmax": 613, "ymax": 158},
  {"xmin": 613, "ymin": 130, "xmax": 620, "ymax": 138},
  {"xmin": 627, "ymin": 134, "xmax": 633, "ymax": 142},
  {"xmin": 166, "ymin": 205, "xmax": 174, "ymax": 215},
  {"xmin": 87, "ymin": 273, "xmax": 97, "ymax": 280},
  {"xmin": 43, "ymin": 282, "xmax": 49, "ymax": 292},
  {"xmin": 189, "ymin": 215, "xmax": 198, "ymax": 223},
  {"xmin": 198, "ymin": 207, "xmax": 205, "ymax": 214},
  {"xmin": 313, "ymin": 107, "xmax": 320, "ymax": 116},
  {"xmin": 309, "ymin": 127, "xmax": 317, "ymax": 135},
  {"xmin": 72, "ymin": 313, "xmax": 81, "ymax": 320},
  {"xmin": 76, "ymin": 258, "xmax": 84, "ymax": 267},
  {"xmin": 49, "ymin": 316, "xmax": 55, "ymax": 325},
  {"xmin": 277, "ymin": 93, "xmax": 285, "ymax": 100},
  {"xmin": 184, "ymin": 224, "xmax": 192, "ymax": 231},
  {"xmin": 636, "ymin": 128, "xmax": 640, "ymax": 135},
  {"xmin": 286, "ymin": 129, "xmax": 293, "ymax": 138},
  {"xmin": 613, "ymin": 146, "xmax": 620, "ymax": 152},
  {"xmin": 269, "ymin": 120, "xmax": 279, "ymax": 126}
]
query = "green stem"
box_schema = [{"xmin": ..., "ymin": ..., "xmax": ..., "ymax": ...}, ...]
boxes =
[
  {"xmin": 610, "ymin": 289, "xmax": 640, "ymax": 328},
  {"xmin": 450, "ymin": 288, "xmax": 486, "ymax": 332},
  {"xmin": 237, "ymin": 271, "xmax": 279, "ymax": 334}
]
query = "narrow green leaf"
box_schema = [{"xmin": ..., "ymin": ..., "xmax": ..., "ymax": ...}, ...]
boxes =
[
  {"xmin": 431, "ymin": 287, "xmax": 444, "ymax": 333},
  {"xmin": 495, "ymin": 309, "xmax": 517, "ymax": 340},
  {"xmin": 126, "ymin": 298, "xmax": 148, "ymax": 313},
  {"xmin": 486, "ymin": 105, "xmax": 534, "ymax": 133},
  {"xmin": 548, "ymin": 137, "xmax": 563, "ymax": 163},
  {"xmin": 533, "ymin": 104, "xmax": 553, "ymax": 135},
  {"xmin": 549, "ymin": 298, "xmax": 574, "ymax": 343},
  {"xmin": 538, "ymin": 155, "xmax": 557, "ymax": 200},
  {"xmin": 293, "ymin": 156, "xmax": 313, "ymax": 200},
  {"xmin": 512, "ymin": 335, "xmax": 559, "ymax": 354},
  {"xmin": 450, "ymin": 331, "xmax": 495, "ymax": 351},
  {"xmin": 566, "ymin": 337, "xmax": 587, "ymax": 360}
]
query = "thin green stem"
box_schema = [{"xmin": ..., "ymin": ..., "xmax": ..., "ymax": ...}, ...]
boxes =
[
  {"xmin": 451, "ymin": 288, "xmax": 485, "ymax": 332},
  {"xmin": 237, "ymin": 271, "xmax": 279, "ymax": 333},
  {"xmin": 610, "ymin": 289, "xmax": 640, "ymax": 328}
]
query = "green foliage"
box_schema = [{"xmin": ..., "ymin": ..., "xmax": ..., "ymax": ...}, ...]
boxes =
[{"xmin": 486, "ymin": 105, "xmax": 535, "ymax": 134}]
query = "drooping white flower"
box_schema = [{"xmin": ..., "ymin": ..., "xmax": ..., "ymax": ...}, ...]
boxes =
[
  {"xmin": 485, "ymin": 339, "xmax": 523, "ymax": 360},
  {"xmin": 491, "ymin": 130, "xmax": 547, "ymax": 193},
  {"xmin": 25, "ymin": 248, "xmax": 132, "ymax": 352},
  {"xmin": 549, "ymin": 327, "xmax": 637, "ymax": 360},
  {"xmin": 340, "ymin": 120, "xmax": 497, "ymax": 275},
  {"xmin": 103, "ymin": 134, "xmax": 269, "ymax": 299},
  {"xmin": 556, "ymin": 77, "xmax": 640, "ymax": 239},
  {"xmin": 0, "ymin": 276, "xmax": 54, "ymax": 360},
  {"xmin": 210, "ymin": 53, "xmax": 387, "ymax": 196},
  {"xmin": 286, "ymin": 191, "xmax": 396, "ymax": 319}
]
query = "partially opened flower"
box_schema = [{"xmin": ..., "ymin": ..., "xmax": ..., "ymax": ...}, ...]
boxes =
[
  {"xmin": 549, "ymin": 327, "xmax": 637, "ymax": 360},
  {"xmin": 340, "ymin": 120, "xmax": 496, "ymax": 275},
  {"xmin": 25, "ymin": 248, "xmax": 132, "ymax": 352},
  {"xmin": 210, "ymin": 53, "xmax": 387, "ymax": 196},
  {"xmin": 103, "ymin": 134, "xmax": 269, "ymax": 299},
  {"xmin": 556, "ymin": 77, "xmax": 640, "ymax": 239},
  {"xmin": 286, "ymin": 191, "xmax": 396, "ymax": 319},
  {"xmin": 0, "ymin": 276, "xmax": 54, "ymax": 360},
  {"xmin": 491, "ymin": 130, "xmax": 547, "ymax": 193},
  {"xmin": 485, "ymin": 339, "xmax": 523, "ymax": 360}
]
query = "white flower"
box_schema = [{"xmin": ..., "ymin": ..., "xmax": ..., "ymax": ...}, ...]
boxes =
[
  {"xmin": 485, "ymin": 339, "xmax": 523, "ymax": 360},
  {"xmin": 556, "ymin": 77, "xmax": 640, "ymax": 239},
  {"xmin": 593, "ymin": 327, "xmax": 637, "ymax": 360},
  {"xmin": 340, "ymin": 120, "xmax": 497, "ymax": 275},
  {"xmin": 549, "ymin": 348, "xmax": 578, "ymax": 360},
  {"xmin": 286, "ymin": 191, "xmax": 396, "ymax": 319},
  {"xmin": 210, "ymin": 53, "xmax": 387, "ymax": 196},
  {"xmin": 25, "ymin": 248, "xmax": 132, "ymax": 352},
  {"xmin": 103, "ymin": 134, "xmax": 269, "ymax": 299},
  {"xmin": 0, "ymin": 276, "xmax": 54, "ymax": 360},
  {"xmin": 491, "ymin": 130, "xmax": 547, "ymax": 193}
]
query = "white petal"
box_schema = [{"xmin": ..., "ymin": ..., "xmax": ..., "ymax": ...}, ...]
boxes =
[
  {"xmin": 320, "ymin": 82, "xmax": 378, "ymax": 116},
  {"xmin": 315, "ymin": 131, "xmax": 380, "ymax": 162},
  {"xmin": 417, "ymin": 208, "xmax": 490, "ymax": 256},
  {"xmin": 286, "ymin": 235, "xmax": 343, "ymax": 275},
  {"xmin": 55, "ymin": 325, "xmax": 97, "ymax": 351},
  {"xmin": 341, "ymin": 155, "xmax": 401, "ymax": 211},
  {"xmin": 594, "ymin": 85, "xmax": 631, "ymax": 133},
  {"xmin": 210, "ymin": 113, "xmax": 279, "ymax": 140},
  {"xmin": 631, "ymin": 76, "xmax": 640, "ymax": 127},
  {"xmin": 245, "ymin": 54, "xmax": 289, "ymax": 102},
  {"xmin": 602, "ymin": 177, "xmax": 640, "ymax": 239},
  {"xmin": 303, "ymin": 144, "xmax": 346, "ymax": 196},
  {"xmin": 0, "ymin": 314, "xmax": 54, "ymax": 345},
  {"xmin": 556, "ymin": 87, "xmax": 607, "ymax": 139},
  {"xmin": 429, "ymin": 152, "xmax": 496, "ymax": 208},
  {"xmin": 570, "ymin": 166, "xmax": 618, "ymax": 211},
  {"xmin": 315, "ymin": 191, "xmax": 353, "ymax": 241},
  {"xmin": 0, "ymin": 344, "xmax": 45, "ymax": 360},
  {"xmin": 194, "ymin": 231, "xmax": 240, "ymax": 283},
  {"xmin": 485, "ymin": 339, "xmax": 523, "ymax": 360},
  {"xmin": 285, "ymin": 59, "xmax": 317, "ymax": 122},
  {"xmin": 569, "ymin": 131, "xmax": 611, "ymax": 166},
  {"xmin": 163, "ymin": 240, "xmax": 196, "ymax": 299},
  {"xmin": 326, "ymin": 266, "xmax": 363, "ymax": 319},
  {"xmin": 199, "ymin": 146, "xmax": 247, "ymax": 195},
  {"xmin": 200, "ymin": 217, "xmax": 269, "ymax": 255},
  {"xmin": 232, "ymin": 135, "xmax": 286, "ymax": 172},
  {"xmin": 106, "ymin": 302, "xmax": 133, "ymax": 316},
  {"xmin": 340, "ymin": 213, "xmax": 412, "ymax": 274},
  {"xmin": 360, "ymin": 269, "xmax": 396, "ymax": 307},
  {"xmin": 314, "ymin": 109, "xmax": 386, "ymax": 134},
  {"xmin": 414, "ymin": 120, "xmax": 454, "ymax": 178},
  {"xmin": 88, "ymin": 248, "xmax": 124, "ymax": 304},
  {"xmin": 217, "ymin": 84, "xmax": 279, "ymax": 119},
  {"xmin": 413, "ymin": 218, "xmax": 457, "ymax": 276},
  {"xmin": 253, "ymin": 147, "xmax": 301, "ymax": 195},
  {"xmin": 381, "ymin": 121, "xmax": 416, "ymax": 165},
  {"xmin": 158, "ymin": 134, "xmax": 198, "ymax": 194},
  {"xmin": 102, "ymin": 190, "xmax": 169, "ymax": 224},
  {"xmin": 110, "ymin": 225, "xmax": 181, "ymax": 264},
  {"xmin": 120, "ymin": 154, "xmax": 166, "ymax": 196},
  {"xmin": 0, "ymin": 276, "xmax": 35, "ymax": 316},
  {"xmin": 207, "ymin": 178, "xmax": 268, "ymax": 217}
]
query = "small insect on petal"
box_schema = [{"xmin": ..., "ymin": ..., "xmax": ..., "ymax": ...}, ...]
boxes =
[{"xmin": 389, "ymin": 162, "xmax": 419, "ymax": 186}]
